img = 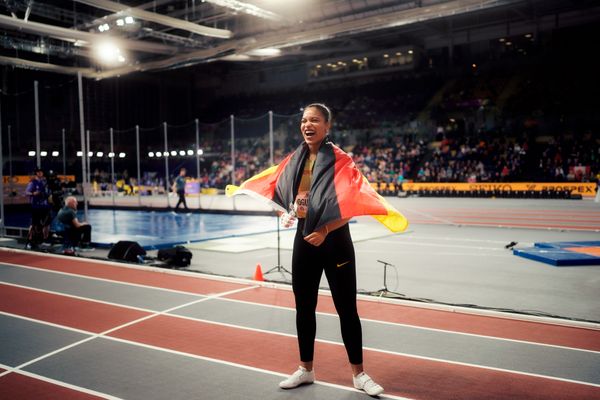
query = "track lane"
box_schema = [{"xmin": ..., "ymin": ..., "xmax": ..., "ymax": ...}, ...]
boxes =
[{"xmin": 225, "ymin": 287, "xmax": 600, "ymax": 351}]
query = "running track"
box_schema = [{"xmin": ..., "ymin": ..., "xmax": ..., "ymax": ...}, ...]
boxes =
[{"xmin": 1, "ymin": 248, "xmax": 599, "ymax": 399}]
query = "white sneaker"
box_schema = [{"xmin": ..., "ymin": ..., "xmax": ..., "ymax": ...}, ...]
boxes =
[
  {"xmin": 353, "ymin": 372, "xmax": 384, "ymax": 396},
  {"xmin": 279, "ymin": 366, "xmax": 315, "ymax": 389}
]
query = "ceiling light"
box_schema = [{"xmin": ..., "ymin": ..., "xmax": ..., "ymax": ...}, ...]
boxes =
[
  {"xmin": 245, "ymin": 48, "xmax": 281, "ymax": 57},
  {"xmin": 204, "ymin": 0, "xmax": 282, "ymax": 20},
  {"xmin": 96, "ymin": 41, "xmax": 126, "ymax": 64},
  {"xmin": 116, "ymin": 19, "xmax": 125, "ymax": 26},
  {"xmin": 125, "ymin": 16, "xmax": 134, "ymax": 24}
]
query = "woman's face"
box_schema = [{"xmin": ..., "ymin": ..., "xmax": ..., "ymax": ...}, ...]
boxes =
[{"xmin": 301, "ymin": 107, "xmax": 330, "ymax": 150}]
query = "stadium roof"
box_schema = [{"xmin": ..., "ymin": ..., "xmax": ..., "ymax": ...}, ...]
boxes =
[{"xmin": 0, "ymin": 0, "xmax": 597, "ymax": 79}]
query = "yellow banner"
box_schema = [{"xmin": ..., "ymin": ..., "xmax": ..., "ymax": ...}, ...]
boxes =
[
  {"xmin": 401, "ymin": 182, "xmax": 597, "ymax": 197},
  {"xmin": 3, "ymin": 175, "xmax": 75, "ymax": 184}
]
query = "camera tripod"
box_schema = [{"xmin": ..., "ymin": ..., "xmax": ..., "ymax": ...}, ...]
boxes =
[
  {"xmin": 263, "ymin": 213, "xmax": 292, "ymax": 278},
  {"xmin": 372, "ymin": 259, "xmax": 404, "ymax": 298}
]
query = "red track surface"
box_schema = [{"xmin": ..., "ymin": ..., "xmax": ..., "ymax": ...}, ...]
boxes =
[
  {"xmin": 0, "ymin": 373, "xmax": 103, "ymax": 400},
  {"xmin": 401, "ymin": 207, "xmax": 600, "ymax": 231},
  {"xmin": 1, "ymin": 249, "xmax": 600, "ymax": 400}
]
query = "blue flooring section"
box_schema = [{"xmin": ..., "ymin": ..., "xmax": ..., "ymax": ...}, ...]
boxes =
[
  {"xmin": 6, "ymin": 209, "xmax": 278, "ymax": 250},
  {"xmin": 513, "ymin": 241, "xmax": 600, "ymax": 267}
]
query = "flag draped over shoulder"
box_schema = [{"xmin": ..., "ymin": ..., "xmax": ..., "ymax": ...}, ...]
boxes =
[{"xmin": 226, "ymin": 141, "xmax": 408, "ymax": 235}]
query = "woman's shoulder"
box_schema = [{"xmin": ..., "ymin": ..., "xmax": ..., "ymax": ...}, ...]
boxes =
[{"xmin": 330, "ymin": 143, "xmax": 352, "ymax": 160}]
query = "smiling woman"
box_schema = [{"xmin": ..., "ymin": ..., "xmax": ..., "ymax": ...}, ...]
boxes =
[{"xmin": 274, "ymin": 103, "xmax": 388, "ymax": 395}]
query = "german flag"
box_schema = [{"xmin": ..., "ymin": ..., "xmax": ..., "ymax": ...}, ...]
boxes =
[{"xmin": 226, "ymin": 141, "xmax": 408, "ymax": 235}]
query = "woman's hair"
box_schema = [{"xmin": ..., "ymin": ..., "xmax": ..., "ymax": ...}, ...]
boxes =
[{"xmin": 304, "ymin": 103, "xmax": 332, "ymax": 123}]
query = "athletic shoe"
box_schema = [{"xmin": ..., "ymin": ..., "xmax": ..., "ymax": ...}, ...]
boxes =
[
  {"xmin": 353, "ymin": 372, "xmax": 384, "ymax": 396},
  {"xmin": 279, "ymin": 366, "xmax": 315, "ymax": 389}
]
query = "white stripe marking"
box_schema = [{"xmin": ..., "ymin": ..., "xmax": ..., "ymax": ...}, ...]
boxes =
[
  {"xmin": 0, "ymin": 363, "xmax": 124, "ymax": 400},
  {"xmin": 0, "ymin": 285, "xmax": 257, "ymax": 379}
]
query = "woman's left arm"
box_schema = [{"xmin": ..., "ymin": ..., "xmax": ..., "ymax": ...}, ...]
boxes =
[{"xmin": 304, "ymin": 218, "xmax": 351, "ymax": 247}]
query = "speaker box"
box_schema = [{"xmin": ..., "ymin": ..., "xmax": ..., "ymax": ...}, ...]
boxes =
[{"xmin": 108, "ymin": 241, "xmax": 146, "ymax": 262}]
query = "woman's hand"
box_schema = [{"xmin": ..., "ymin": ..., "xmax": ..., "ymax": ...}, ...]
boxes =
[
  {"xmin": 280, "ymin": 212, "xmax": 297, "ymax": 228},
  {"xmin": 304, "ymin": 226, "xmax": 328, "ymax": 247}
]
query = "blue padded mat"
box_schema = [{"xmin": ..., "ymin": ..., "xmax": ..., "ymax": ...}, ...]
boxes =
[
  {"xmin": 6, "ymin": 210, "xmax": 278, "ymax": 250},
  {"xmin": 513, "ymin": 241, "xmax": 600, "ymax": 267}
]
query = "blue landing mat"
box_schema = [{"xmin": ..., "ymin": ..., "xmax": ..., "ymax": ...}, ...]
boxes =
[
  {"xmin": 513, "ymin": 241, "xmax": 600, "ymax": 266},
  {"xmin": 6, "ymin": 210, "xmax": 278, "ymax": 250}
]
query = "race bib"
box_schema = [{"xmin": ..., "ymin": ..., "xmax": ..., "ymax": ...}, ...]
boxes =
[{"xmin": 294, "ymin": 191, "xmax": 309, "ymax": 218}]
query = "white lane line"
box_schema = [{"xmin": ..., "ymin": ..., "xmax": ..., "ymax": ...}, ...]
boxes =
[
  {"xmin": 402, "ymin": 208, "xmax": 458, "ymax": 226},
  {"xmin": 371, "ymin": 240, "xmax": 506, "ymax": 251},
  {"xmin": 0, "ymin": 363, "xmax": 124, "ymax": 400},
  {"xmin": 2, "ymin": 309, "xmax": 599, "ymax": 390},
  {"xmin": 0, "ymin": 281, "xmax": 161, "ymax": 313},
  {"xmin": 0, "ymin": 311, "xmax": 94, "ymax": 335},
  {"xmin": 0, "ymin": 284, "xmax": 257, "ymax": 380},
  {"xmin": 391, "ymin": 234, "xmax": 531, "ymax": 245},
  {"xmin": 360, "ymin": 250, "xmax": 512, "ymax": 257},
  {"xmin": 103, "ymin": 336, "xmax": 413, "ymax": 400},
  {"xmin": 0, "ymin": 261, "xmax": 225, "ymax": 297},
  {"xmin": 208, "ymin": 296, "xmax": 600, "ymax": 355},
  {"xmin": 3, "ymin": 278, "xmax": 598, "ymax": 356}
]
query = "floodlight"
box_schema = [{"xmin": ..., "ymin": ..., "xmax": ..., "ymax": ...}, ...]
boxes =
[
  {"xmin": 148, "ymin": 152, "xmax": 155, "ymax": 157},
  {"xmin": 52, "ymin": 151, "xmax": 59, "ymax": 156},
  {"xmin": 77, "ymin": 151, "xmax": 83, "ymax": 157},
  {"xmin": 125, "ymin": 16, "xmax": 134, "ymax": 24},
  {"xmin": 96, "ymin": 41, "xmax": 125, "ymax": 64},
  {"xmin": 108, "ymin": 152, "xmax": 114, "ymax": 158},
  {"xmin": 246, "ymin": 48, "xmax": 281, "ymax": 57},
  {"xmin": 179, "ymin": 150, "xmax": 186, "ymax": 156},
  {"xmin": 187, "ymin": 150, "xmax": 194, "ymax": 156},
  {"xmin": 28, "ymin": 151, "xmax": 36, "ymax": 157},
  {"xmin": 88, "ymin": 151, "xmax": 93, "ymax": 157},
  {"xmin": 116, "ymin": 19, "xmax": 125, "ymax": 26},
  {"xmin": 119, "ymin": 152, "xmax": 126, "ymax": 158},
  {"xmin": 170, "ymin": 151, "xmax": 177, "ymax": 156},
  {"xmin": 197, "ymin": 149, "xmax": 204, "ymax": 155},
  {"xmin": 40, "ymin": 151, "xmax": 48, "ymax": 157}
]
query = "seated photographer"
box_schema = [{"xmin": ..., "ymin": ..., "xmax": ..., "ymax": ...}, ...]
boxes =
[{"xmin": 57, "ymin": 196, "xmax": 93, "ymax": 252}]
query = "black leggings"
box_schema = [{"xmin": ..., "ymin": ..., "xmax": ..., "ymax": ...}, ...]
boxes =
[{"xmin": 291, "ymin": 219, "xmax": 363, "ymax": 365}]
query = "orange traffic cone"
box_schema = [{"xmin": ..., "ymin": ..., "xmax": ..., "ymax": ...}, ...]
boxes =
[{"xmin": 254, "ymin": 264, "xmax": 264, "ymax": 281}]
